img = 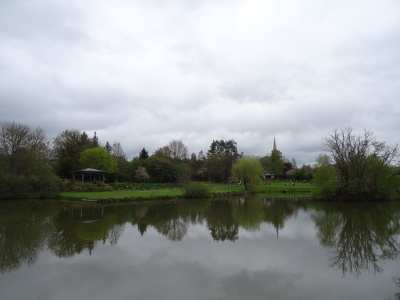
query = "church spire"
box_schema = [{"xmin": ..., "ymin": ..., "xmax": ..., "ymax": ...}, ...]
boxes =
[{"xmin": 273, "ymin": 136, "xmax": 277, "ymax": 151}]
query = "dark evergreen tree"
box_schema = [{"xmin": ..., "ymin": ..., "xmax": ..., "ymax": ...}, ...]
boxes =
[
  {"xmin": 105, "ymin": 141, "xmax": 112, "ymax": 153},
  {"xmin": 139, "ymin": 147, "xmax": 149, "ymax": 160},
  {"xmin": 91, "ymin": 131, "xmax": 99, "ymax": 147}
]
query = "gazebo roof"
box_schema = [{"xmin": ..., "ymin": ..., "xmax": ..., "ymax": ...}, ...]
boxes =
[{"xmin": 72, "ymin": 168, "xmax": 107, "ymax": 174}]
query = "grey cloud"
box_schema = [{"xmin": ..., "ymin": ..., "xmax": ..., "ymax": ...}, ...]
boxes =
[
  {"xmin": 0, "ymin": 0, "xmax": 83, "ymax": 41},
  {"xmin": 0, "ymin": 0, "xmax": 399, "ymax": 165}
]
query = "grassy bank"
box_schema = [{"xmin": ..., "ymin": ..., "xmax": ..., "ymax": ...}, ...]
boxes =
[{"xmin": 60, "ymin": 180, "xmax": 314, "ymax": 202}]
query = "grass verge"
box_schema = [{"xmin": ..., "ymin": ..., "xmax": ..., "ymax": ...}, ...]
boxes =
[{"xmin": 59, "ymin": 181, "xmax": 314, "ymax": 202}]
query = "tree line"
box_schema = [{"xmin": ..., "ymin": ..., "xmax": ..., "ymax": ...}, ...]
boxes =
[
  {"xmin": 1, "ymin": 122, "xmax": 398, "ymax": 200},
  {"xmin": 0, "ymin": 122, "xmax": 309, "ymax": 197}
]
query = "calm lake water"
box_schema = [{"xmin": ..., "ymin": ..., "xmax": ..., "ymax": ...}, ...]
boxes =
[{"xmin": 1, "ymin": 196, "xmax": 400, "ymax": 300}]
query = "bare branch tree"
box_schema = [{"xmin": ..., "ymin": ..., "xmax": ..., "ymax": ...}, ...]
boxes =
[
  {"xmin": 322, "ymin": 128, "xmax": 399, "ymax": 200},
  {"xmin": 0, "ymin": 122, "xmax": 47, "ymax": 156},
  {"xmin": 168, "ymin": 139, "xmax": 188, "ymax": 160}
]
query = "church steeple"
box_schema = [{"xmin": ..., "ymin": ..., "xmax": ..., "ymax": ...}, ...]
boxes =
[{"xmin": 273, "ymin": 136, "xmax": 277, "ymax": 151}]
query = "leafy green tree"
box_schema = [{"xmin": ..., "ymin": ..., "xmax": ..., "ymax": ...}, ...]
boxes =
[
  {"xmin": 53, "ymin": 130, "xmax": 98, "ymax": 178},
  {"xmin": 232, "ymin": 155, "xmax": 264, "ymax": 193},
  {"xmin": 313, "ymin": 154, "xmax": 338, "ymax": 199},
  {"xmin": 189, "ymin": 153, "xmax": 206, "ymax": 181},
  {"xmin": 206, "ymin": 139, "xmax": 239, "ymax": 183},
  {"xmin": 207, "ymin": 139, "xmax": 238, "ymax": 157},
  {"xmin": 204, "ymin": 153, "xmax": 225, "ymax": 182},
  {"xmin": 153, "ymin": 145, "xmax": 172, "ymax": 159},
  {"xmin": 0, "ymin": 122, "xmax": 60, "ymax": 199},
  {"xmin": 79, "ymin": 147, "xmax": 118, "ymax": 174},
  {"xmin": 297, "ymin": 164, "xmax": 313, "ymax": 180},
  {"xmin": 320, "ymin": 128, "xmax": 399, "ymax": 201},
  {"xmin": 146, "ymin": 156, "xmax": 176, "ymax": 182},
  {"xmin": 261, "ymin": 149, "xmax": 284, "ymax": 177}
]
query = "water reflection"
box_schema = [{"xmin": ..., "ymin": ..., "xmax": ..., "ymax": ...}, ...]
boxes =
[
  {"xmin": 0, "ymin": 197, "xmax": 400, "ymax": 279},
  {"xmin": 0, "ymin": 201, "xmax": 58, "ymax": 273},
  {"xmin": 311, "ymin": 202, "xmax": 400, "ymax": 277},
  {"xmin": 48, "ymin": 204, "xmax": 126, "ymax": 257}
]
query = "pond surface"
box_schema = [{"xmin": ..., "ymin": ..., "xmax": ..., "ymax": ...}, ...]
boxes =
[{"xmin": 1, "ymin": 196, "xmax": 400, "ymax": 300}]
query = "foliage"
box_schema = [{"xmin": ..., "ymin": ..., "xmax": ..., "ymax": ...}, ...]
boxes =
[
  {"xmin": 204, "ymin": 153, "xmax": 225, "ymax": 182},
  {"xmin": 145, "ymin": 156, "xmax": 175, "ymax": 182},
  {"xmin": 297, "ymin": 165, "xmax": 313, "ymax": 181},
  {"xmin": 0, "ymin": 155, "xmax": 61, "ymax": 199},
  {"xmin": 135, "ymin": 166, "xmax": 150, "ymax": 182},
  {"xmin": 183, "ymin": 181, "xmax": 211, "ymax": 198},
  {"xmin": 318, "ymin": 128, "xmax": 400, "ymax": 201},
  {"xmin": 105, "ymin": 141, "xmax": 112, "ymax": 153},
  {"xmin": 53, "ymin": 130, "xmax": 98, "ymax": 178},
  {"xmin": 135, "ymin": 149, "xmax": 191, "ymax": 183},
  {"xmin": 261, "ymin": 149, "xmax": 284, "ymax": 177},
  {"xmin": 232, "ymin": 156, "xmax": 264, "ymax": 193},
  {"xmin": 152, "ymin": 145, "xmax": 171, "ymax": 159},
  {"xmin": 312, "ymin": 154, "xmax": 338, "ymax": 199},
  {"xmin": 62, "ymin": 181, "xmax": 113, "ymax": 192},
  {"xmin": 174, "ymin": 162, "xmax": 191, "ymax": 183},
  {"xmin": 0, "ymin": 122, "xmax": 61, "ymax": 199},
  {"xmin": 139, "ymin": 147, "xmax": 149, "ymax": 160},
  {"xmin": 79, "ymin": 147, "xmax": 118, "ymax": 174},
  {"xmin": 207, "ymin": 139, "xmax": 238, "ymax": 157},
  {"xmin": 205, "ymin": 139, "xmax": 240, "ymax": 183}
]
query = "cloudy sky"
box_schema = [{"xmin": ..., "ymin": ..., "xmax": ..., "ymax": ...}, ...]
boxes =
[{"xmin": 1, "ymin": 0, "xmax": 399, "ymax": 165}]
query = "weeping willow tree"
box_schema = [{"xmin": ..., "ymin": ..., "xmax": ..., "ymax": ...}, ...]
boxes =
[{"xmin": 232, "ymin": 155, "xmax": 264, "ymax": 193}]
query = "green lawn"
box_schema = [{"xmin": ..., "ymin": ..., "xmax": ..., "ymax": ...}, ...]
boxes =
[
  {"xmin": 59, "ymin": 181, "xmax": 314, "ymax": 201},
  {"xmin": 60, "ymin": 188, "xmax": 183, "ymax": 200}
]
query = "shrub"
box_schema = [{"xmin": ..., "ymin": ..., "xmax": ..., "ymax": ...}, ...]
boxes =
[{"xmin": 183, "ymin": 181, "xmax": 211, "ymax": 198}]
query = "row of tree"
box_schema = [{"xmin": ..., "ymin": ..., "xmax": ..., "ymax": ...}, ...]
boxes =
[
  {"xmin": 2, "ymin": 122, "xmax": 398, "ymax": 200},
  {"xmin": 0, "ymin": 121, "xmax": 306, "ymax": 179}
]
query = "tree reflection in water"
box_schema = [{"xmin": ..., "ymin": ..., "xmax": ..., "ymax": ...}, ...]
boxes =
[
  {"xmin": 0, "ymin": 201, "xmax": 59, "ymax": 273},
  {"xmin": 1, "ymin": 197, "xmax": 400, "ymax": 280},
  {"xmin": 393, "ymin": 277, "xmax": 400, "ymax": 300},
  {"xmin": 311, "ymin": 202, "xmax": 400, "ymax": 277}
]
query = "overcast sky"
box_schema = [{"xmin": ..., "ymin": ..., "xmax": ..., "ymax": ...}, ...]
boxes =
[{"xmin": 1, "ymin": 0, "xmax": 399, "ymax": 165}]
